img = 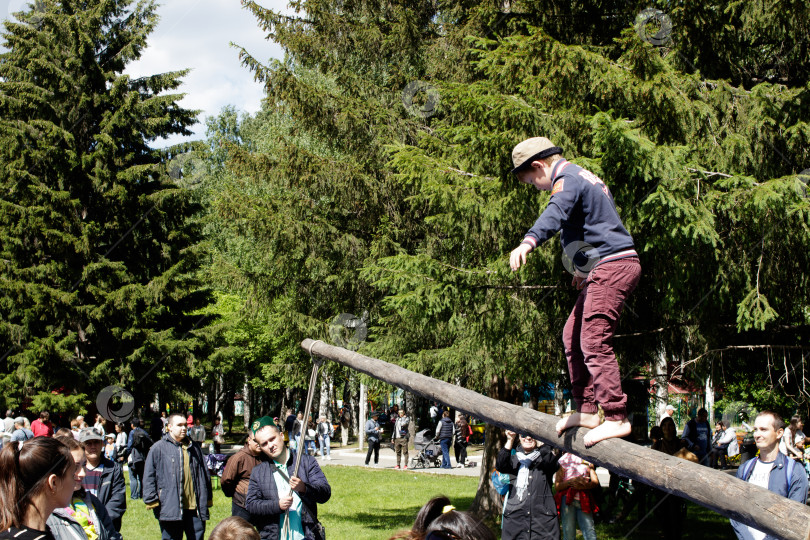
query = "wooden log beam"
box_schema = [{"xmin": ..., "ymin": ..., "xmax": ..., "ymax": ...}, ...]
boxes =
[{"xmin": 301, "ymin": 339, "xmax": 810, "ymax": 540}]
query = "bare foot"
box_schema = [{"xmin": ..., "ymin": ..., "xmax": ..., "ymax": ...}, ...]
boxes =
[
  {"xmin": 583, "ymin": 418, "xmax": 631, "ymax": 447},
  {"xmin": 556, "ymin": 412, "xmax": 601, "ymax": 436}
]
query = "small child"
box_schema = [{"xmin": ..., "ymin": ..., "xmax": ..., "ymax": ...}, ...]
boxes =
[
  {"xmin": 509, "ymin": 137, "xmax": 641, "ymax": 446},
  {"xmin": 104, "ymin": 433, "xmax": 117, "ymax": 461}
]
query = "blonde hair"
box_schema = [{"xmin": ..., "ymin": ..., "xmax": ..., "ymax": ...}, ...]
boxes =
[
  {"xmin": 209, "ymin": 516, "xmax": 260, "ymax": 540},
  {"xmin": 541, "ymin": 154, "xmax": 563, "ymax": 166},
  {"xmin": 673, "ymin": 448, "xmax": 699, "ymax": 463}
]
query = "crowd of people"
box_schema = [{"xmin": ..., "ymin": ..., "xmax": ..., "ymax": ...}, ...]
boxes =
[
  {"xmin": 0, "ymin": 408, "xmax": 333, "ymax": 540},
  {"xmin": 3, "ymin": 402, "xmax": 810, "ymax": 540}
]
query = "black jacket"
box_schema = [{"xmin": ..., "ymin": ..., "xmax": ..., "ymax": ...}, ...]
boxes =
[
  {"xmin": 496, "ymin": 446, "xmax": 561, "ymax": 540},
  {"xmin": 94, "ymin": 457, "xmax": 127, "ymax": 523},
  {"xmin": 246, "ymin": 450, "xmax": 331, "ymax": 540},
  {"xmin": 125, "ymin": 427, "xmax": 149, "ymax": 464},
  {"xmin": 436, "ymin": 417, "xmax": 454, "ymax": 441}
]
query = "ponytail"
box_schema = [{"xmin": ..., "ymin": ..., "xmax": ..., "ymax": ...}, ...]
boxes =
[{"xmin": 0, "ymin": 437, "xmax": 73, "ymax": 529}]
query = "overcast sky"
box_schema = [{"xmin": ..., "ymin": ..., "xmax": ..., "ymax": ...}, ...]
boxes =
[{"xmin": 1, "ymin": 0, "xmax": 291, "ymax": 147}]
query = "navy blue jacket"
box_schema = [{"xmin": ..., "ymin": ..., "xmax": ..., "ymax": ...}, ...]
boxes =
[
  {"xmin": 730, "ymin": 452, "xmax": 808, "ymax": 540},
  {"xmin": 522, "ymin": 159, "xmax": 636, "ymax": 272},
  {"xmin": 436, "ymin": 417, "xmax": 454, "ymax": 441},
  {"xmin": 142, "ymin": 434, "xmax": 212, "ymax": 522},
  {"xmin": 245, "ymin": 450, "xmax": 331, "ymax": 540},
  {"xmin": 125, "ymin": 427, "xmax": 149, "ymax": 464},
  {"xmin": 94, "ymin": 457, "xmax": 127, "ymax": 523},
  {"xmin": 681, "ymin": 418, "xmax": 711, "ymax": 460}
]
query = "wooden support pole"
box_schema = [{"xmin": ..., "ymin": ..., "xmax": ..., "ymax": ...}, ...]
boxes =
[{"xmin": 301, "ymin": 339, "xmax": 810, "ymax": 540}]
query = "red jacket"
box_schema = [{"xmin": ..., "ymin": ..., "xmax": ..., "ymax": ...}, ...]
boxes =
[{"xmin": 554, "ymin": 487, "xmax": 598, "ymax": 514}]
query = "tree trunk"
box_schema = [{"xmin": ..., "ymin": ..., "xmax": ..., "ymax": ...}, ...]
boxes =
[
  {"xmin": 358, "ymin": 382, "xmax": 367, "ymax": 451},
  {"xmin": 207, "ymin": 383, "xmax": 216, "ymax": 425},
  {"xmin": 344, "ymin": 379, "xmax": 356, "ymax": 447},
  {"xmin": 405, "ymin": 392, "xmax": 416, "ymax": 440},
  {"xmin": 469, "ymin": 423, "xmax": 504, "ymax": 519},
  {"xmin": 469, "ymin": 375, "xmax": 520, "ymax": 520},
  {"xmin": 706, "ymin": 371, "xmax": 715, "ymax": 423},
  {"xmin": 300, "ymin": 338, "xmax": 810, "ymax": 540},
  {"xmin": 328, "ymin": 377, "xmax": 337, "ymax": 422},
  {"xmin": 318, "ymin": 375, "xmax": 329, "ymax": 420},
  {"xmin": 554, "ymin": 380, "xmax": 566, "ymax": 415},
  {"xmin": 215, "ymin": 376, "xmax": 226, "ymax": 424},
  {"xmin": 654, "ymin": 347, "xmax": 668, "ymax": 424},
  {"xmin": 243, "ymin": 378, "xmax": 251, "ymax": 432},
  {"xmin": 225, "ymin": 386, "xmax": 235, "ymax": 433}
]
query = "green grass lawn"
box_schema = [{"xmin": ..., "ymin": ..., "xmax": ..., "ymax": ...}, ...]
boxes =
[
  {"xmin": 120, "ymin": 467, "xmax": 735, "ymax": 539},
  {"xmin": 121, "ymin": 466, "xmax": 478, "ymax": 539}
]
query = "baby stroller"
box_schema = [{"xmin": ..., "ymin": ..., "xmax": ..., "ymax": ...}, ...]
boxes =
[{"xmin": 410, "ymin": 429, "xmax": 442, "ymax": 469}]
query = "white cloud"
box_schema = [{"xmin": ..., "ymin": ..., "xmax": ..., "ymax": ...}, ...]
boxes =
[
  {"xmin": 1, "ymin": 0, "xmax": 290, "ymax": 147},
  {"xmin": 127, "ymin": 0, "xmax": 290, "ymax": 147}
]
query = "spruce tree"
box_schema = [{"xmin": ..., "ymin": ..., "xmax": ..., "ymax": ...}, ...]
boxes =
[{"xmin": 0, "ymin": 0, "xmax": 211, "ymax": 411}]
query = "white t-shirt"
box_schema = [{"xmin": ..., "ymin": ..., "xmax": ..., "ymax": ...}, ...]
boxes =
[{"xmin": 746, "ymin": 459, "xmax": 773, "ymax": 540}]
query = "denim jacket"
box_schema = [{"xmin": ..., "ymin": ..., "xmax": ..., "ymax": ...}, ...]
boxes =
[{"xmin": 730, "ymin": 453, "xmax": 808, "ymax": 540}]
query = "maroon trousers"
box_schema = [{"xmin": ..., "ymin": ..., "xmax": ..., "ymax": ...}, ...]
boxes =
[{"xmin": 562, "ymin": 257, "xmax": 641, "ymax": 421}]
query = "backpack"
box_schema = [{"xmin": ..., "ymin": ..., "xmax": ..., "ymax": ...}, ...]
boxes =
[
  {"xmin": 133, "ymin": 429, "xmax": 153, "ymax": 455},
  {"xmin": 741, "ymin": 456, "xmax": 795, "ymax": 494},
  {"xmin": 491, "ymin": 469, "xmax": 511, "ymax": 495}
]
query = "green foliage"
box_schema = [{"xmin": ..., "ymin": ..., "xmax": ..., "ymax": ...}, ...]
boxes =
[
  {"xmin": 30, "ymin": 391, "xmax": 88, "ymax": 418},
  {"xmin": 0, "ymin": 0, "xmax": 211, "ymax": 409},
  {"xmin": 716, "ymin": 381, "xmax": 798, "ymax": 420}
]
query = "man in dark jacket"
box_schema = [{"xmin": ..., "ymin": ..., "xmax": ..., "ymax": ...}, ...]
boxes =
[
  {"xmin": 435, "ymin": 410, "xmax": 454, "ymax": 469},
  {"xmin": 80, "ymin": 427, "xmax": 127, "ymax": 531},
  {"xmin": 143, "ymin": 413, "xmax": 213, "ymax": 540},
  {"xmin": 284, "ymin": 409, "xmax": 297, "ymax": 438},
  {"xmin": 125, "ymin": 418, "xmax": 149, "ymax": 499},
  {"xmin": 364, "ymin": 412, "xmax": 381, "ymax": 467},
  {"xmin": 681, "ymin": 408, "xmax": 711, "ymax": 465},
  {"xmin": 246, "ymin": 416, "xmax": 331, "ymax": 540}
]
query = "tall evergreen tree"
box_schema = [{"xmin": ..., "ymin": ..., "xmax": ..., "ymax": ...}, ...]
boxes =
[{"xmin": 0, "ymin": 0, "xmax": 212, "ymax": 412}]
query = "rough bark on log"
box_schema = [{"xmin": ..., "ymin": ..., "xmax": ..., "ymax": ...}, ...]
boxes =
[{"xmin": 301, "ymin": 339, "xmax": 810, "ymax": 540}]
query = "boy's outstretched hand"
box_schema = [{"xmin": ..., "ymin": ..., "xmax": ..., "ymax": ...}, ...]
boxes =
[{"xmin": 510, "ymin": 243, "xmax": 532, "ymax": 271}]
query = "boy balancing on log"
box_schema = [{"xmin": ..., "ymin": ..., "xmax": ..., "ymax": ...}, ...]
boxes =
[{"xmin": 509, "ymin": 137, "xmax": 641, "ymax": 447}]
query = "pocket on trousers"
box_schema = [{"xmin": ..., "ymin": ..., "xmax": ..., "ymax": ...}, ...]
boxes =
[{"xmin": 583, "ymin": 278, "xmax": 608, "ymax": 320}]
